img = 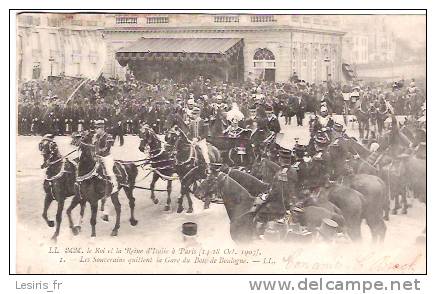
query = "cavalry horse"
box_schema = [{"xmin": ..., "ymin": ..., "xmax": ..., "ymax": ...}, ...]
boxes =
[
  {"xmin": 73, "ymin": 130, "xmax": 139, "ymax": 237},
  {"xmin": 140, "ymin": 115, "xmax": 221, "ymax": 213},
  {"xmin": 164, "ymin": 119, "xmax": 222, "ymax": 211},
  {"xmin": 196, "ymin": 171, "xmax": 287, "ymax": 243},
  {"xmin": 39, "ymin": 137, "xmax": 84, "ymax": 241},
  {"xmin": 138, "ymin": 125, "xmax": 178, "ymax": 212}
]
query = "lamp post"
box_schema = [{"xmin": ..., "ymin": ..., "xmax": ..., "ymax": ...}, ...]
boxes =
[{"xmin": 49, "ymin": 57, "xmax": 55, "ymax": 77}]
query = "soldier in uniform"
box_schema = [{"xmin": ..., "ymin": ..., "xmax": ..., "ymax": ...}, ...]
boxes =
[
  {"xmin": 376, "ymin": 95, "xmax": 389, "ymax": 136},
  {"xmin": 213, "ymin": 95, "xmax": 228, "ymax": 112},
  {"xmin": 93, "ymin": 120, "xmax": 117, "ymax": 195},
  {"xmin": 368, "ymin": 103, "xmax": 378, "ymax": 139},
  {"xmin": 189, "ymin": 107, "xmax": 211, "ymax": 171},
  {"xmin": 183, "ymin": 98, "xmax": 196, "ymax": 124}
]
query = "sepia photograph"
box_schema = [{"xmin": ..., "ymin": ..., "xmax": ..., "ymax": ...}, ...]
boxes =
[{"xmin": 13, "ymin": 10, "xmax": 426, "ymax": 274}]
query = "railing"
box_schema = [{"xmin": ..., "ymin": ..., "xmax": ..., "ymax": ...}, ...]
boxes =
[
  {"xmin": 214, "ymin": 15, "xmax": 239, "ymax": 23},
  {"xmin": 250, "ymin": 15, "xmax": 276, "ymax": 23},
  {"xmin": 146, "ymin": 16, "xmax": 169, "ymax": 24},
  {"xmin": 116, "ymin": 17, "xmax": 138, "ymax": 24}
]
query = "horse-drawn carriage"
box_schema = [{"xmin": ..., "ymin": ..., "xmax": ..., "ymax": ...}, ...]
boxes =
[{"xmin": 207, "ymin": 128, "xmax": 255, "ymax": 170}]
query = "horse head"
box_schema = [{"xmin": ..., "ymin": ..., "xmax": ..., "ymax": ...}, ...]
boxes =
[
  {"xmin": 76, "ymin": 130, "xmax": 95, "ymax": 160},
  {"xmin": 39, "ymin": 136, "xmax": 60, "ymax": 169},
  {"xmin": 138, "ymin": 124, "xmax": 158, "ymax": 153},
  {"xmin": 195, "ymin": 172, "xmax": 220, "ymax": 201},
  {"xmin": 164, "ymin": 128, "xmax": 179, "ymax": 147}
]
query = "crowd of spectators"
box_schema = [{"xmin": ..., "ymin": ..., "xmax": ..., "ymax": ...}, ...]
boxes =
[{"xmin": 17, "ymin": 70, "xmax": 426, "ymax": 136}]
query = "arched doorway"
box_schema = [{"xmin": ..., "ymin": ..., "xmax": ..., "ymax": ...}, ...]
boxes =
[{"xmin": 253, "ymin": 48, "xmax": 276, "ymax": 82}]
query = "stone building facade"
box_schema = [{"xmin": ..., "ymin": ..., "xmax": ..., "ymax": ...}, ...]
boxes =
[
  {"xmin": 102, "ymin": 14, "xmax": 345, "ymax": 83},
  {"xmin": 16, "ymin": 13, "xmax": 345, "ymax": 83},
  {"xmin": 16, "ymin": 13, "xmax": 107, "ymax": 82}
]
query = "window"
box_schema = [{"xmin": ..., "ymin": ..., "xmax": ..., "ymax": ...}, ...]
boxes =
[
  {"xmin": 250, "ymin": 15, "xmax": 276, "ymax": 23},
  {"xmin": 253, "ymin": 48, "xmax": 275, "ymax": 60},
  {"xmin": 22, "ymin": 15, "xmax": 40, "ymax": 26},
  {"xmin": 303, "ymin": 16, "xmax": 311, "ymax": 24},
  {"xmin": 18, "ymin": 36, "xmax": 23, "ymax": 55},
  {"xmin": 72, "ymin": 33, "xmax": 82, "ymax": 62},
  {"xmin": 253, "ymin": 48, "xmax": 276, "ymax": 70},
  {"xmin": 89, "ymin": 51, "xmax": 98, "ymax": 64},
  {"xmin": 48, "ymin": 17, "xmax": 61, "ymax": 27},
  {"xmin": 49, "ymin": 33, "xmax": 59, "ymax": 56},
  {"xmin": 146, "ymin": 16, "xmax": 169, "ymax": 24},
  {"xmin": 214, "ymin": 15, "xmax": 239, "ymax": 23},
  {"xmin": 31, "ymin": 32, "xmax": 41, "ymax": 57},
  {"xmin": 116, "ymin": 17, "xmax": 138, "ymax": 24}
]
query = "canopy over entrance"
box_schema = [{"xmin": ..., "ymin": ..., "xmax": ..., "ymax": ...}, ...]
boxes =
[
  {"xmin": 116, "ymin": 38, "xmax": 243, "ymax": 64},
  {"xmin": 116, "ymin": 38, "xmax": 244, "ymax": 82}
]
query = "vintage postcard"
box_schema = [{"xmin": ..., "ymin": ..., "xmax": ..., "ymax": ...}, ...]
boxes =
[{"xmin": 14, "ymin": 10, "xmax": 426, "ymax": 274}]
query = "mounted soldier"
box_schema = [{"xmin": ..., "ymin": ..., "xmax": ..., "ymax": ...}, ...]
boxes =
[
  {"xmin": 92, "ymin": 120, "xmax": 117, "ymax": 195},
  {"xmin": 183, "ymin": 98, "xmax": 197, "ymax": 124}
]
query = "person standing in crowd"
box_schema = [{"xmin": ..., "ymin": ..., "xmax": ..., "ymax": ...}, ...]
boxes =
[
  {"xmin": 294, "ymin": 92, "xmax": 306, "ymax": 127},
  {"xmin": 265, "ymin": 104, "xmax": 281, "ymax": 133}
]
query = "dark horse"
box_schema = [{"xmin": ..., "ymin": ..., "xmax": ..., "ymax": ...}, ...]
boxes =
[
  {"xmin": 73, "ymin": 130, "xmax": 139, "ymax": 237},
  {"xmin": 164, "ymin": 128, "xmax": 207, "ymax": 211},
  {"xmin": 138, "ymin": 125, "xmax": 179, "ymax": 212},
  {"xmin": 163, "ymin": 113, "xmax": 222, "ymax": 211},
  {"xmin": 195, "ymin": 171, "xmax": 264, "ymax": 243},
  {"xmin": 39, "ymin": 137, "xmax": 84, "ymax": 241}
]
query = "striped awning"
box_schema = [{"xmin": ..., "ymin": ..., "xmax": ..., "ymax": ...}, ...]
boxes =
[{"xmin": 116, "ymin": 38, "xmax": 243, "ymax": 65}]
